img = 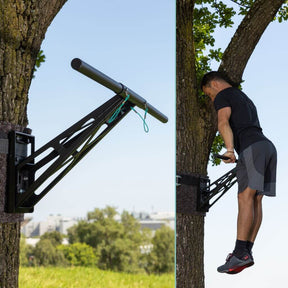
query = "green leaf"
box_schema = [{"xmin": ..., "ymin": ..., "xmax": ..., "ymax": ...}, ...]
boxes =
[{"xmin": 33, "ymin": 50, "xmax": 46, "ymax": 78}]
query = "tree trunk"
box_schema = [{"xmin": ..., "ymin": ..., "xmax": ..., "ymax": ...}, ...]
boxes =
[
  {"xmin": 0, "ymin": 223, "xmax": 21, "ymax": 288},
  {"xmin": 176, "ymin": 1, "xmax": 217, "ymax": 287},
  {"xmin": 0, "ymin": 1, "xmax": 67, "ymax": 286}
]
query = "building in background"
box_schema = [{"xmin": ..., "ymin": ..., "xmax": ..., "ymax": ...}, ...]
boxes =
[
  {"xmin": 21, "ymin": 214, "xmax": 79, "ymax": 237},
  {"xmin": 21, "ymin": 211, "xmax": 175, "ymax": 238}
]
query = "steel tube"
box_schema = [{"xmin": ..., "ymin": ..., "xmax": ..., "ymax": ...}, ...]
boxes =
[{"xmin": 71, "ymin": 58, "xmax": 168, "ymax": 123}]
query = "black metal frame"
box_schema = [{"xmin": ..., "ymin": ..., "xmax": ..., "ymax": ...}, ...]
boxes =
[
  {"xmin": 5, "ymin": 58, "xmax": 168, "ymax": 214},
  {"xmin": 6, "ymin": 95, "xmax": 133, "ymax": 213},
  {"xmin": 197, "ymin": 167, "xmax": 237, "ymax": 212}
]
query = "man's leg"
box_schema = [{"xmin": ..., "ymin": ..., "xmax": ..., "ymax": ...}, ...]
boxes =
[
  {"xmin": 248, "ymin": 194, "xmax": 263, "ymax": 242},
  {"xmin": 237, "ymin": 187, "xmax": 257, "ymax": 241},
  {"xmin": 246, "ymin": 194, "xmax": 263, "ymax": 255},
  {"xmin": 217, "ymin": 186, "xmax": 257, "ymax": 274}
]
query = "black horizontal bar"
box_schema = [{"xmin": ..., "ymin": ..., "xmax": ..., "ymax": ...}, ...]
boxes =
[{"xmin": 71, "ymin": 58, "xmax": 168, "ymax": 123}]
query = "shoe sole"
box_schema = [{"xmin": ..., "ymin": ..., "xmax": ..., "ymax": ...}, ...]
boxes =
[{"xmin": 226, "ymin": 261, "xmax": 254, "ymax": 274}]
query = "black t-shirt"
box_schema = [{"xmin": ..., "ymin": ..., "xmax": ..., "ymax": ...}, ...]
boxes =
[{"xmin": 214, "ymin": 87, "xmax": 268, "ymax": 154}]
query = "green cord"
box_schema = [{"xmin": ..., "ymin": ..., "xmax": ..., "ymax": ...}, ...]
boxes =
[
  {"xmin": 131, "ymin": 106, "xmax": 149, "ymax": 133},
  {"xmin": 108, "ymin": 94, "xmax": 130, "ymax": 124},
  {"xmin": 108, "ymin": 94, "xmax": 149, "ymax": 133}
]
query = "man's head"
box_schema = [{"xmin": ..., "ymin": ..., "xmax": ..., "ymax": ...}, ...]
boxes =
[{"xmin": 201, "ymin": 71, "xmax": 232, "ymax": 101}]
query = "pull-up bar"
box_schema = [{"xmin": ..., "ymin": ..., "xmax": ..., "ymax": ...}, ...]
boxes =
[
  {"xmin": 71, "ymin": 58, "xmax": 168, "ymax": 124},
  {"xmin": 6, "ymin": 58, "xmax": 168, "ymax": 213}
]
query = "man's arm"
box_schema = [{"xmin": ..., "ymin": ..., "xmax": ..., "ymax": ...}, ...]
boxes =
[{"xmin": 217, "ymin": 107, "xmax": 236, "ymax": 163}]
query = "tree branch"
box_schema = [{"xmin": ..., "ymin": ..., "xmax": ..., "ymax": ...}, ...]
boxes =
[
  {"xmin": 219, "ymin": 0, "xmax": 285, "ymax": 85},
  {"xmin": 36, "ymin": 0, "xmax": 68, "ymax": 42},
  {"xmin": 229, "ymin": 0, "xmax": 251, "ymax": 8}
]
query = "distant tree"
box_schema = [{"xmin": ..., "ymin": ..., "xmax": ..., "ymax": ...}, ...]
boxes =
[
  {"xmin": 121, "ymin": 210, "xmax": 141, "ymax": 237},
  {"xmin": 87, "ymin": 205, "xmax": 118, "ymax": 220},
  {"xmin": 97, "ymin": 237, "xmax": 143, "ymax": 273},
  {"xmin": 146, "ymin": 226, "xmax": 175, "ymax": 274},
  {"xmin": 19, "ymin": 235, "xmax": 34, "ymax": 267},
  {"xmin": 33, "ymin": 238, "xmax": 67, "ymax": 266},
  {"xmin": 68, "ymin": 206, "xmax": 149, "ymax": 273},
  {"xmin": 58, "ymin": 242, "xmax": 97, "ymax": 266},
  {"xmin": 40, "ymin": 231, "xmax": 63, "ymax": 246},
  {"xmin": 68, "ymin": 206, "xmax": 124, "ymax": 248}
]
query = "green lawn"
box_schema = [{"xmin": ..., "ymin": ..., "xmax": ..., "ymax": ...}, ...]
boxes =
[{"xmin": 19, "ymin": 267, "xmax": 174, "ymax": 288}]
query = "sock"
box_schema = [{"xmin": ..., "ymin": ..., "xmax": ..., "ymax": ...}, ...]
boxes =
[
  {"xmin": 246, "ymin": 241, "xmax": 254, "ymax": 254},
  {"xmin": 233, "ymin": 240, "xmax": 249, "ymax": 258}
]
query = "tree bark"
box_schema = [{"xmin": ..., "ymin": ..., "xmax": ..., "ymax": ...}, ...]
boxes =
[
  {"xmin": 219, "ymin": 0, "xmax": 286, "ymax": 85},
  {"xmin": 176, "ymin": 1, "xmax": 217, "ymax": 287},
  {"xmin": 0, "ymin": 222, "xmax": 21, "ymax": 288},
  {"xmin": 0, "ymin": 1, "xmax": 67, "ymax": 286}
]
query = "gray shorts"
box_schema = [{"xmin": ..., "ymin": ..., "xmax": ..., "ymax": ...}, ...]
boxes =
[{"xmin": 236, "ymin": 140, "xmax": 277, "ymax": 196}]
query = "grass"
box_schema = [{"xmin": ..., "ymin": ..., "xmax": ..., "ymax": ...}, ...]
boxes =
[{"xmin": 19, "ymin": 267, "xmax": 174, "ymax": 288}]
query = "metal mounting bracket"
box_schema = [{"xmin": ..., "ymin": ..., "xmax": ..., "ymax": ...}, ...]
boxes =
[
  {"xmin": 197, "ymin": 167, "xmax": 237, "ymax": 212},
  {"xmin": 6, "ymin": 95, "xmax": 131, "ymax": 213},
  {"xmin": 176, "ymin": 167, "xmax": 237, "ymax": 213},
  {"xmin": 7, "ymin": 132, "xmax": 35, "ymax": 213}
]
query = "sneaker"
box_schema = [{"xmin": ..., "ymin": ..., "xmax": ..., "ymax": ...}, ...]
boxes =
[{"xmin": 217, "ymin": 253, "xmax": 254, "ymax": 274}]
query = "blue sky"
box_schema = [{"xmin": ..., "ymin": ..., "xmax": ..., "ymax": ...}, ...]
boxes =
[
  {"xmin": 28, "ymin": 0, "xmax": 175, "ymax": 221},
  {"xmin": 26, "ymin": 0, "xmax": 287, "ymax": 286}
]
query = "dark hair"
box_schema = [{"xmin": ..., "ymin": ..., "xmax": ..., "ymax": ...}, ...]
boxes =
[{"xmin": 201, "ymin": 71, "xmax": 229, "ymax": 90}]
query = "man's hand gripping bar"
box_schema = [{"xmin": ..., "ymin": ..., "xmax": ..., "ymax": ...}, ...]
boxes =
[{"xmin": 213, "ymin": 154, "xmax": 238, "ymax": 163}]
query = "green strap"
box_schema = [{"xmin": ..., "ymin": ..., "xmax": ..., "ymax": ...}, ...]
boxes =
[
  {"xmin": 107, "ymin": 94, "xmax": 130, "ymax": 124},
  {"xmin": 130, "ymin": 106, "xmax": 149, "ymax": 133},
  {"xmin": 108, "ymin": 94, "xmax": 149, "ymax": 133}
]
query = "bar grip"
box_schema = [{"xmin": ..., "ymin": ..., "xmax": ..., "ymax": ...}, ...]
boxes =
[{"xmin": 213, "ymin": 153, "xmax": 238, "ymax": 163}]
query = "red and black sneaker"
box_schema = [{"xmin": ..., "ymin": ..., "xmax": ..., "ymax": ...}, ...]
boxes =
[{"xmin": 217, "ymin": 253, "xmax": 254, "ymax": 274}]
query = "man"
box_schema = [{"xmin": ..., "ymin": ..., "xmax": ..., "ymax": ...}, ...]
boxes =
[{"xmin": 201, "ymin": 71, "xmax": 277, "ymax": 274}]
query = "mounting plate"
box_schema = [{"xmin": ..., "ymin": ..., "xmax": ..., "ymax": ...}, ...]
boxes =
[{"xmin": 7, "ymin": 131, "xmax": 35, "ymax": 213}]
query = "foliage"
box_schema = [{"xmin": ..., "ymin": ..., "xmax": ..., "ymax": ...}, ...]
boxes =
[
  {"xmin": 195, "ymin": 0, "xmax": 288, "ymax": 86},
  {"xmin": 209, "ymin": 132, "xmax": 225, "ymax": 165},
  {"xmin": 58, "ymin": 243, "xmax": 97, "ymax": 266},
  {"xmin": 19, "ymin": 267, "xmax": 174, "ymax": 288},
  {"xmin": 40, "ymin": 231, "xmax": 63, "ymax": 246},
  {"xmin": 277, "ymin": 1, "xmax": 288, "ymax": 22},
  {"xmin": 20, "ymin": 232, "xmax": 67, "ymax": 267},
  {"xmin": 68, "ymin": 206, "xmax": 125, "ymax": 249},
  {"xmin": 194, "ymin": 0, "xmax": 236, "ymax": 90},
  {"xmin": 33, "ymin": 238, "xmax": 67, "ymax": 266},
  {"xmin": 20, "ymin": 207, "xmax": 174, "ymax": 274},
  {"xmin": 146, "ymin": 226, "xmax": 175, "ymax": 274},
  {"xmin": 19, "ymin": 235, "xmax": 34, "ymax": 267},
  {"xmin": 231, "ymin": 0, "xmax": 288, "ymax": 20},
  {"xmin": 94, "ymin": 210, "xmax": 144, "ymax": 273},
  {"xmin": 67, "ymin": 206, "xmax": 172, "ymax": 274},
  {"xmin": 33, "ymin": 50, "xmax": 46, "ymax": 78}
]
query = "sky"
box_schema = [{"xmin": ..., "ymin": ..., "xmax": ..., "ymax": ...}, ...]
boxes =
[
  {"xmin": 27, "ymin": 0, "xmax": 175, "ymax": 221},
  {"xmin": 25, "ymin": 0, "xmax": 288, "ymax": 287}
]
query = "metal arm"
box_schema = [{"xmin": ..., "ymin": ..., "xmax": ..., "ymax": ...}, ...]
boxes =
[
  {"xmin": 6, "ymin": 95, "xmax": 132, "ymax": 213},
  {"xmin": 71, "ymin": 58, "xmax": 168, "ymax": 123},
  {"xmin": 197, "ymin": 167, "xmax": 237, "ymax": 212}
]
